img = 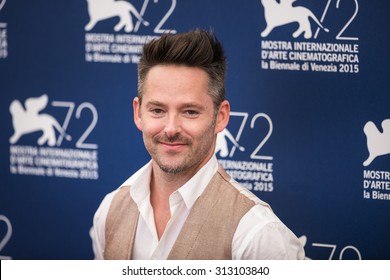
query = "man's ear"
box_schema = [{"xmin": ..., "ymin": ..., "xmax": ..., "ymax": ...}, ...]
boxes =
[
  {"xmin": 215, "ymin": 100, "xmax": 230, "ymax": 133},
  {"xmin": 133, "ymin": 97, "xmax": 143, "ymax": 131}
]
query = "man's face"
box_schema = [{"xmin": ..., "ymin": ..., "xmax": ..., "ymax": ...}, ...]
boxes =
[{"xmin": 133, "ymin": 65, "xmax": 229, "ymax": 175}]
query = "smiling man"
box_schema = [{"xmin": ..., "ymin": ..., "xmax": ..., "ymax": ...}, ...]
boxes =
[{"xmin": 91, "ymin": 29, "xmax": 304, "ymax": 260}]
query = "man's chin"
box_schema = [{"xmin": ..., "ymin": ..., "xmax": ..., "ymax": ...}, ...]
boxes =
[{"xmin": 159, "ymin": 164, "xmax": 187, "ymax": 174}]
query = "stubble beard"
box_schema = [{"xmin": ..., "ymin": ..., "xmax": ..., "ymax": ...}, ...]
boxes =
[
  {"xmin": 154, "ymin": 134, "xmax": 192, "ymax": 174},
  {"xmin": 147, "ymin": 117, "xmax": 217, "ymax": 175}
]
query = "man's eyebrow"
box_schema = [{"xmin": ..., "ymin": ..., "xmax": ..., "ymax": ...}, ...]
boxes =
[
  {"xmin": 181, "ymin": 102, "xmax": 206, "ymax": 110},
  {"xmin": 145, "ymin": 100, "xmax": 206, "ymax": 110},
  {"xmin": 145, "ymin": 100, "xmax": 166, "ymax": 107}
]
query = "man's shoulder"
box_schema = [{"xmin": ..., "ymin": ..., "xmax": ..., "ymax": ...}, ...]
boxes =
[{"xmin": 216, "ymin": 165, "xmax": 272, "ymax": 209}]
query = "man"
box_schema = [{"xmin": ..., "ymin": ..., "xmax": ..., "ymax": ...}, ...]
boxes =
[{"xmin": 91, "ymin": 29, "xmax": 305, "ymax": 260}]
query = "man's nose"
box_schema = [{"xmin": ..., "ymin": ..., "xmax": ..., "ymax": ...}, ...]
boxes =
[{"xmin": 164, "ymin": 113, "xmax": 182, "ymax": 137}]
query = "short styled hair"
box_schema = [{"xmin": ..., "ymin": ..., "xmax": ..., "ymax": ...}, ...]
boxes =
[{"xmin": 137, "ymin": 29, "xmax": 227, "ymax": 108}]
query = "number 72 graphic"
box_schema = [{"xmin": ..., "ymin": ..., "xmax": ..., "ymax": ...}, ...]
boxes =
[
  {"xmin": 226, "ymin": 112, "xmax": 273, "ymax": 160},
  {"xmin": 314, "ymin": 0, "xmax": 359, "ymax": 40}
]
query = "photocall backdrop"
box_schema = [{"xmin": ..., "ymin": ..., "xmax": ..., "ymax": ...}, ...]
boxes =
[{"xmin": 1, "ymin": 0, "xmax": 389, "ymax": 260}]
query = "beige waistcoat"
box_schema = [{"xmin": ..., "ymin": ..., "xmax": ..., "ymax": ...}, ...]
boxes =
[{"xmin": 104, "ymin": 166, "xmax": 255, "ymax": 260}]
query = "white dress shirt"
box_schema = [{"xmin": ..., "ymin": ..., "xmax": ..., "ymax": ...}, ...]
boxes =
[{"xmin": 91, "ymin": 156, "xmax": 305, "ymax": 260}]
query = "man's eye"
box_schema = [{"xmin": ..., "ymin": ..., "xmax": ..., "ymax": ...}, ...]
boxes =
[
  {"xmin": 151, "ymin": 108, "xmax": 164, "ymax": 115},
  {"xmin": 184, "ymin": 110, "xmax": 199, "ymax": 117}
]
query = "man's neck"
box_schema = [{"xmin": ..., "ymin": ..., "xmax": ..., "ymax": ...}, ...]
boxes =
[
  {"xmin": 150, "ymin": 156, "xmax": 212, "ymax": 196},
  {"xmin": 149, "ymin": 161, "xmax": 205, "ymax": 240}
]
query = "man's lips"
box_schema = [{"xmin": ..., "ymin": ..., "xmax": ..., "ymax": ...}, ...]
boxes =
[
  {"xmin": 159, "ymin": 141, "xmax": 186, "ymax": 147},
  {"xmin": 154, "ymin": 134, "xmax": 191, "ymax": 151},
  {"xmin": 159, "ymin": 141, "xmax": 187, "ymax": 151}
]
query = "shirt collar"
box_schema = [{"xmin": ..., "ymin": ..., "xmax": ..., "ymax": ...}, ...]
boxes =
[
  {"xmin": 121, "ymin": 160, "xmax": 152, "ymax": 205},
  {"xmin": 121, "ymin": 156, "xmax": 219, "ymax": 210},
  {"xmin": 176, "ymin": 155, "xmax": 218, "ymax": 210}
]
